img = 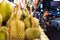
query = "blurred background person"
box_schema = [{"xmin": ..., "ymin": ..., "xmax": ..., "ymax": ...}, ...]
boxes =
[{"xmin": 41, "ymin": 8, "xmax": 49, "ymax": 31}]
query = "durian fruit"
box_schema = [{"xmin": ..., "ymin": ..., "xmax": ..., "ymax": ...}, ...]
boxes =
[
  {"xmin": 31, "ymin": 17, "xmax": 39, "ymax": 28},
  {"xmin": 9, "ymin": 18, "xmax": 25, "ymax": 40},
  {"xmin": 0, "ymin": 26, "xmax": 8, "ymax": 40},
  {"xmin": 0, "ymin": 0, "xmax": 12, "ymax": 22},
  {"xmin": 25, "ymin": 28, "xmax": 41, "ymax": 40},
  {"xmin": 24, "ymin": 17, "xmax": 39, "ymax": 29},
  {"xmin": 24, "ymin": 5, "xmax": 39, "ymax": 29},
  {"xmin": 25, "ymin": 5, "xmax": 41, "ymax": 40},
  {"xmin": 7, "ymin": 5, "xmax": 25, "ymax": 40},
  {"xmin": 0, "ymin": 13, "xmax": 8, "ymax": 40},
  {"xmin": 24, "ymin": 17, "xmax": 31, "ymax": 29}
]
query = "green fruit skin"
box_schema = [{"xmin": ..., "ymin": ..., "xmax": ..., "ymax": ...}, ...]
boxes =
[
  {"xmin": 0, "ymin": 2, "xmax": 12, "ymax": 22},
  {"xmin": 0, "ymin": 26, "xmax": 8, "ymax": 40},
  {"xmin": 24, "ymin": 17, "xmax": 31, "ymax": 29},
  {"xmin": 8, "ymin": 19, "xmax": 25, "ymax": 40},
  {"xmin": 24, "ymin": 17, "xmax": 39, "ymax": 29},
  {"xmin": 25, "ymin": 28, "xmax": 40, "ymax": 40}
]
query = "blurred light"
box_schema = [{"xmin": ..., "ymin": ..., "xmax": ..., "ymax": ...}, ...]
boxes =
[
  {"xmin": 57, "ymin": 8, "xmax": 59, "ymax": 11},
  {"xmin": 40, "ymin": 4, "xmax": 43, "ymax": 8},
  {"xmin": 41, "ymin": 10, "xmax": 43, "ymax": 12},
  {"xmin": 0, "ymin": 0, "xmax": 2, "ymax": 3},
  {"xmin": 54, "ymin": 0, "xmax": 60, "ymax": 1}
]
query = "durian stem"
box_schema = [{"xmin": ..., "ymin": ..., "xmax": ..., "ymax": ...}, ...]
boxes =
[
  {"xmin": 14, "ymin": 4, "xmax": 20, "ymax": 20},
  {"xmin": 14, "ymin": 0, "xmax": 21, "ymax": 20},
  {"xmin": 30, "ymin": 5, "xmax": 33, "ymax": 27},
  {"xmin": 10, "ymin": 9, "xmax": 15, "ymax": 19},
  {"xmin": 24, "ymin": 7, "xmax": 29, "ymax": 15}
]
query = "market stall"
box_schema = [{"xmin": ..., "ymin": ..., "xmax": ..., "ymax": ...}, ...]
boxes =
[{"xmin": 0, "ymin": 0, "xmax": 49, "ymax": 40}]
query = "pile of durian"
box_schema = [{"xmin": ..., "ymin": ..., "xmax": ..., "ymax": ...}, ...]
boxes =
[
  {"xmin": 0, "ymin": 0, "xmax": 48, "ymax": 40},
  {"xmin": 7, "ymin": 4, "xmax": 40, "ymax": 40}
]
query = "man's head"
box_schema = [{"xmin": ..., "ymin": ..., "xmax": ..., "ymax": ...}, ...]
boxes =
[{"xmin": 43, "ymin": 8, "xmax": 49, "ymax": 16}]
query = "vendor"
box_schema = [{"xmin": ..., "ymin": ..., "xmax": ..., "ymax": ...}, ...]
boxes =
[{"xmin": 41, "ymin": 8, "xmax": 49, "ymax": 31}]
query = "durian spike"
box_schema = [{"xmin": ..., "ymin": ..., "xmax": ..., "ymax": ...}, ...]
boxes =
[{"xmin": 30, "ymin": 5, "xmax": 33, "ymax": 27}]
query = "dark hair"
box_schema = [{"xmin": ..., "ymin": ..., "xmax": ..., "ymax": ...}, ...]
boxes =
[{"xmin": 43, "ymin": 7, "xmax": 48, "ymax": 14}]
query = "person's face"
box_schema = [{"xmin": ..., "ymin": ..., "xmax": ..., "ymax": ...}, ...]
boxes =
[{"xmin": 44, "ymin": 11, "xmax": 49, "ymax": 16}]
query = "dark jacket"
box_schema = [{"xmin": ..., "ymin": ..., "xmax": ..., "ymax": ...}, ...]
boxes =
[{"xmin": 36, "ymin": 3, "xmax": 41, "ymax": 12}]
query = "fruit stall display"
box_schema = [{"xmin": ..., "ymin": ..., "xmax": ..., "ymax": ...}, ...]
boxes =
[{"xmin": 0, "ymin": 0, "xmax": 49, "ymax": 40}]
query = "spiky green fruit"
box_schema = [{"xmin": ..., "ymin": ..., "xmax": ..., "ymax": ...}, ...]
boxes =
[
  {"xmin": 0, "ymin": 26, "xmax": 8, "ymax": 40},
  {"xmin": 8, "ymin": 19, "xmax": 25, "ymax": 40},
  {"xmin": 32, "ymin": 17, "xmax": 39, "ymax": 28},
  {"xmin": 24, "ymin": 17, "xmax": 39, "ymax": 29},
  {"xmin": 0, "ymin": 1, "xmax": 12, "ymax": 22},
  {"xmin": 24, "ymin": 17, "xmax": 31, "ymax": 29},
  {"xmin": 6, "ymin": 5, "xmax": 25, "ymax": 40},
  {"xmin": 25, "ymin": 28, "xmax": 41, "ymax": 40}
]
